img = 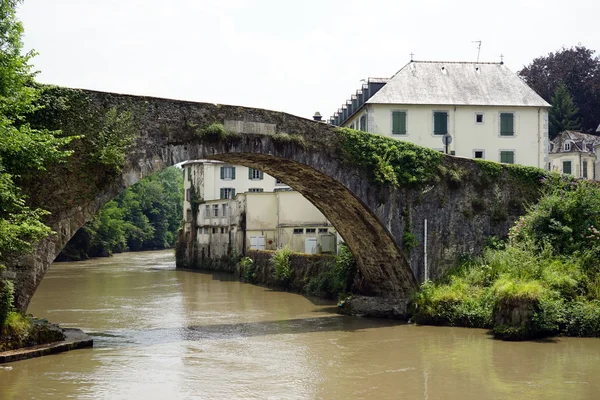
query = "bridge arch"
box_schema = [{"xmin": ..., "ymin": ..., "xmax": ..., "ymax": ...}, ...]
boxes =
[{"xmin": 5, "ymin": 87, "xmax": 540, "ymax": 317}]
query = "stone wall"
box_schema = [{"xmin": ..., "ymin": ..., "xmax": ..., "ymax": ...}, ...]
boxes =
[{"xmin": 3, "ymin": 87, "xmax": 546, "ymax": 317}]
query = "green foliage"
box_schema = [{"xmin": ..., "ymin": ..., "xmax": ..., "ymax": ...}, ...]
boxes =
[
  {"xmin": 90, "ymin": 107, "xmax": 137, "ymax": 172},
  {"xmin": 563, "ymin": 301, "xmax": 600, "ymax": 337},
  {"xmin": 272, "ymin": 246, "xmax": 292, "ymax": 285},
  {"xmin": 334, "ymin": 127, "xmax": 443, "ymax": 187},
  {"xmin": 412, "ymin": 278, "xmax": 493, "ymax": 328},
  {"xmin": 402, "ymin": 232, "xmax": 419, "ymax": 252},
  {"xmin": 519, "ymin": 45, "xmax": 600, "ymax": 133},
  {"xmin": 304, "ymin": 242, "xmax": 357, "ymax": 300},
  {"xmin": 0, "ymin": 279, "xmax": 14, "ymax": 327},
  {"xmin": 0, "ymin": 0, "xmax": 77, "ymax": 267},
  {"xmin": 474, "ymin": 159, "xmax": 502, "ymax": 177},
  {"xmin": 271, "ymin": 133, "xmax": 306, "ymax": 148},
  {"xmin": 413, "ymin": 177, "xmax": 600, "ymax": 339},
  {"xmin": 194, "ymin": 123, "xmax": 241, "ymax": 142},
  {"xmin": 239, "ymin": 256, "xmax": 256, "ymax": 283},
  {"xmin": 58, "ymin": 166, "xmax": 184, "ymax": 260},
  {"xmin": 549, "ymin": 83, "xmax": 581, "ymax": 139}
]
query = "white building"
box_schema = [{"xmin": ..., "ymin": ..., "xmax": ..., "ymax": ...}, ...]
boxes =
[
  {"xmin": 181, "ymin": 161, "xmax": 336, "ymax": 267},
  {"xmin": 330, "ymin": 61, "xmax": 550, "ymax": 168},
  {"xmin": 549, "ymin": 131, "xmax": 600, "ymax": 179},
  {"xmin": 182, "ymin": 160, "xmax": 290, "ymax": 225}
]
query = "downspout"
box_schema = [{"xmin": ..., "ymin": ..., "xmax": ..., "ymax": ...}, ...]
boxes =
[
  {"xmin": 538, "ymin": 108, "xmax": 546, "ymax": 169},
  {"xmin": 453, "ymin": 106, "xmax": 456, "ymax": 154}
]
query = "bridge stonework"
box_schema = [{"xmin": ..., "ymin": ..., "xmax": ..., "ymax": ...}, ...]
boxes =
[{"xmin": 3, "ymin": 88, "xmax": 542, "ymax": 318}]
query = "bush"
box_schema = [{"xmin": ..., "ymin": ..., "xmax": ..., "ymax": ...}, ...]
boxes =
[
  {"xmin": 412, "ymin": 278, "xmax": 492, "ymax": 328},
  {"xmin": 240, "ymin": 256, "xmax": 255, "ymax": 283},
  {"xmin": 304, "ymin": 243, "xmax": 357, "ymax": 300},
  {"xmin": 0, "ymin": 279, "xmax": 14, "ymax": 327},
  {"xmin": 563, "ymin": 300, "xmax": 600, "ymax": 337},
  {"xmin": 272, "ymin": 246, "xmax": 292, "ymax": 285}
]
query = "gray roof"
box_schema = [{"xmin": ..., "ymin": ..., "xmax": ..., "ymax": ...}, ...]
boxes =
[
  {"xmin": 550, "ymin": 131, "xmax": 600, "ymax": 154},
  {"xmin": 367, "ymin": 61, "xmax": 550, "ymax": 107}
]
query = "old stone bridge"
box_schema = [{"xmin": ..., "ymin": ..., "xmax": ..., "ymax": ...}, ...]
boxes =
[{"xmin": 4, "ymin": 87, "xmax": 543, "ymax": 317}]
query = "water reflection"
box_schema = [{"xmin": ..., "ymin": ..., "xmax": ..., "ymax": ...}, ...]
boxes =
[{"xmin": 0, "ymin": 250, "xmax": 598, "ymax": 400}]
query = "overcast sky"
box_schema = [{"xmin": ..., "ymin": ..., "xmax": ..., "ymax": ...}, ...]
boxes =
[{"xmin": 17, "ymin": 0, "xmax": 600, "ymax": 120}]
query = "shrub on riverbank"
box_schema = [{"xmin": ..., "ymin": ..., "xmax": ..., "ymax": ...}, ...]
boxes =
[{"xmin": 413, "ymin": 177, "xmax": 600, "ymax": 339}]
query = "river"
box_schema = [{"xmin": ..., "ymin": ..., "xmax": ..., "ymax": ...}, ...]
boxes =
[{"xmin": 1, "ymin": 250, "xmax": 599, "ymax": 399}]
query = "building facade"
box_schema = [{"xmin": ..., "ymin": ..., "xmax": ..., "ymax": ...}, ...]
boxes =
[
  {"xmin": 549, "ymin": 131, "xmax": 600, "ymax": 179},
  {"xmin": 180, "ymin": 161, "xmax": 336, "ymax": 269},
  {"xmin": 330, "ymin": 61, "xmax": 550, "ymax": 168}
]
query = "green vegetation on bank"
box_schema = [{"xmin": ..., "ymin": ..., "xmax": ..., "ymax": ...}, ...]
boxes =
[
  {"xmin": 413, "ymin": 176, "xmax": 600, "ymax": 339},
  {"xmin": 335, "ymin": 127, "xmax": 443, "ymax": 187},
  {"xmin": 0, "ymin": 0, "xmax": 79, "ymax": 337},
  {"xmin": 58, "ymin": 166, "xmax": 184, "ymax": 260}
]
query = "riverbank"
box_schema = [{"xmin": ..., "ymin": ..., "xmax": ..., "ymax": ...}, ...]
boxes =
[
  {"xmin": 0, "ymin": 328, "xmax": 92, "ymax": 364},
  {"xmin": 413, "ymin": 177, "xmax": 600, "ymax": 340}
]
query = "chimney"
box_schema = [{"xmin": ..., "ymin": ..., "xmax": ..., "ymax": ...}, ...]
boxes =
[{"xmin": 313, "ymin": 111, "xmax": 322, "ymax": 121}]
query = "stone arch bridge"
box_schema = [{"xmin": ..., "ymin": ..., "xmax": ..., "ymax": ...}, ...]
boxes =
[{"xmin": 4, "ymin": 87, "xmax": 542, "ymax": 317}]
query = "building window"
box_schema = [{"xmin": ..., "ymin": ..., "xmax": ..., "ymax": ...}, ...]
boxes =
[
  {"xmin": 187, "ymin": 167, "xmax": 192, "ymax": 182},
  {"xmin": 474, "ymin": 150, "xmax": 484, "ymax": 159},
  {"xmin": 185, "ymin": 189, "xmax": 190, "ymax": 201},
  {"xmin": 248, "ymin": 168, "xmax": 264, "ymax": 180},
  {"xmin": 359, "ymin": 115, "xmax": 367, "ymax": 131},
  {"xmin": 475, "ymin": 113, "xmax": 484, "ymax": 124},
  {"xmin": 249, "ymin": 188, "xmax": 264, "ymax": 193},
  {"xmin": 500, "ymin": 113, "xmax": 514, "ymax": 136},
  {"xmin": 391, "ymin": 111, "xmax": 407, "ymax": 135},
  {"xmin": 583, "ymin": 161, "xmax": 588, "ymax": 178},
  {"xmin": 220, "ymin": 188, "xmax": 235, "ymax": 199},
  {"xmin": 293, "ymin": 228, "xmax": 304, "ymax": 234},
  {"xmin": 350, "ymin": 122, "xmax": 355, "ymax": 129},
  {"xmin": 433, "ymin": 111, "xmax": 448, "ymax": 135},
  {"xmin": 222, "ymin": 204, "xmax": 227, "ymax": 216},
  {"xmin": 203, "ymin": 227, "xmax": 209, "ymax": 234},
  {"xmin": 221, "ymin": 227, "xmax": 227, "ymax": 234},
  {"xmin": 563, "ymin": 161, "xmax": 572, "ymax": 175},
  {"xmin": 212, "ymin": 227, "xmax": 217, "ymax": 234},
  {"xmin": 500, "ymin": 151, "xmax": 515, "ymax": 164},
  {"xmin": 564, "ymin": 142, "xmax": 571, "ymax": 151},
  {"xmin": 275, "ymin": 178, "xmax": 283, "ymax": 184},
  {"xmin": 186, "ymin": 209, "xmax": 192, "ymax": 222},
  {"xmin": 205, "ymin": 205, "xmax": 210, "ymax": 218},
  {"xmin": 212, "ymin": 204, "xmax": 219, "ymax": 217},
  {"xmin": 220, "ymin": 166, "xmax": 236, "ymax": 180},
  {"xmin": 306, "ymin": 228, "xmax": 316, "ymax": 234},
  {"xmin": 318, "ymin": 228, "xmax": 328, "ymax": 234}
]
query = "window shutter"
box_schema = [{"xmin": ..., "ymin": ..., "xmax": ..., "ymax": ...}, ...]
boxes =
[
  {"xmin": 220, "ymin": 188, "xmax": 225, "ymax": 199},
  {"xmin": 232, "ymin": 167, "xmax": 236, "ymax": 180},
  {"xmin": 232, "ymin": 189, "xmax": 236, "ymax": 198},
  {"xmin": 248, "ymin": 168, "xmax": 253, "ymax": 179},
  {"xmin": 259, "ymin": 171, "xmax": 264, "ymax": 179},
  {"xmin": 434, "ymin": 112, "xmax": 447, "ymax": 134},
  {"xmin": 500, "ymin": 113, "xmax": 514, "ymax": 135},
  {"xmin": 392, "ymin": 112, "xmax": 400, "ymax": 134},
  {"xmin": 399, "ymin": 112, "xmax": 406, "ymax": 134},
  {"xmin": 220, "ymin": 167, "xmax": 224, "ymax": 179}
]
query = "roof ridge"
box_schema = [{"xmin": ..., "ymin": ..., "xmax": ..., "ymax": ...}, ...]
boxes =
[{"xmin": 410, "ymin": 60, "xmax": 503, "ymax": 65}]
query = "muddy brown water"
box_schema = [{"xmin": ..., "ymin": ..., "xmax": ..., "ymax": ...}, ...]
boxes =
[{"xmin": 1, "ymin": 250, "xmax": 599, "ymax": 399}]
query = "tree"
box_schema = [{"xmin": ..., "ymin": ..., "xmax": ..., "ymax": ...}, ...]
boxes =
[
  {"xmin": 0, "ymin": 0, "xmax": 75, "ymax": 262},
  {"xmin": 519, "ymin": 45, "xmax": 600, "ymax": 133},
  {"xmin": 549, "ymin": 83, "xmax": 581, "ymax": 139},
  {"xmin": 1, "ymin": 0, "xmax": 76, "ymax": 327}
]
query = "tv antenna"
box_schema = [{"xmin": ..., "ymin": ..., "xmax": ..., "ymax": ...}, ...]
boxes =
[{"xmin": 472, "ymin": 40, "xmax": 482, "ymax": 62}]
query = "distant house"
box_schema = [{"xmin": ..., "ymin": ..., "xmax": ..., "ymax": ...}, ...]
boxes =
[
  {"xmin": 549, "ymin": 131, "xmax": 600, "ymax": 179},
  {"xmin": 180, "ymin": 161, "xmax": 337, "ymax": 269},
  {"xmin": 330, "ymin": 60, "xmax": 550, "ymax": 167}
]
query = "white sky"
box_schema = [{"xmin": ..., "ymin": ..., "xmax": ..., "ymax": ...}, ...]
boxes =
[{"xmin": 17, "ymin": 0, "xmax": 600, "ymax": 121}]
